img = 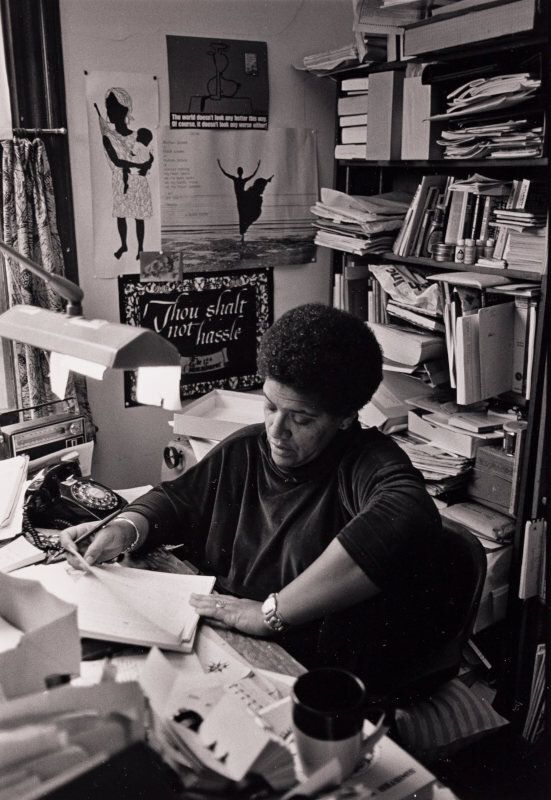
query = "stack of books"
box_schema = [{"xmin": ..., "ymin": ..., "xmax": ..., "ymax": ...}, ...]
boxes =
[
  {"xmin": 336, "ymin": 79, "xmax": 370, "ymax": 159},
  {"xmin": 488, "ymin": 178, "xmax": 547, "ymax": 271}
]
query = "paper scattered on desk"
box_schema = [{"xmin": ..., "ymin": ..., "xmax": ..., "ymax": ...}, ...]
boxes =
[{"xmin": 0, "ymin": 456, "xmax": 29, "ymax": 537}]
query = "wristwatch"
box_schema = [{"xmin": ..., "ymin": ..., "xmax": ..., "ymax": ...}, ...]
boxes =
[{"xmin": 261, "ymin": 592, "xmax": 289, "ymax": 633}]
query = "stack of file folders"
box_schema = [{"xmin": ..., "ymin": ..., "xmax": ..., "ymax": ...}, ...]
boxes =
[
  {"xmin": 392, "ymin": 430, "xmax": 473, "ymax": 499},
  {"xmin": 426, "ymin": 72, "xmax": 542, "ymax": 122},
  {"xmin": 437, "ymin": 118, "xmax": 543, "ymax": 160},
  {"xmin": 299, "ymin": 43, "xmax": 359, "ymax": 76},
  {"xmin": 311, "ymin": 188, "xmax": 411, "ymax": 255}
]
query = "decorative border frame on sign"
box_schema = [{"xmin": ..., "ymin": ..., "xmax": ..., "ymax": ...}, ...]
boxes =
[{"xmin": 118, "ymin": 268, "xmax": 273, "ymax": 405}]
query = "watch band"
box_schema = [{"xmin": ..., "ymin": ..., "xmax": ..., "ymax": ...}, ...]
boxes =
[{"xmin": 262, "ymin": 592, "xmax": 289, "ymax": 632}]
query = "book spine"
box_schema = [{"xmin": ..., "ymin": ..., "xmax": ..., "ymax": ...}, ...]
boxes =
[
  {"xmin": 478, "ymin": 195, "xmax": 494, "ymax": 243},
  {"xmin": 512, "ymin": 297, "xmax": 529, "ymax": 393},
  {"xmin": 493, "ymin": 183, "xmax": 517, "ymax": 259},
  {"xmin": 524, "ymin": 300, "xmax": 538, "ymax": 400},
  {"xmin": 516, "ymin": 178, "xmax": 531, "ymax": 210}
]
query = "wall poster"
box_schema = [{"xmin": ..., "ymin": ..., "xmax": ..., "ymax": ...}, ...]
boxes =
[
  {"xmin": 118, "ymin": 268, "xmax": 273, "ymax": 405},
  {"xmin": 85, "ymin": 71, "xmax": 161, "ymax": 278},
  {"xmin": 166, "ymin": 36, "xmax": 268, "ymax": 130},
  {"xmin": 161, "ymin": 127, "xmax": 317, "ymax": 270}
]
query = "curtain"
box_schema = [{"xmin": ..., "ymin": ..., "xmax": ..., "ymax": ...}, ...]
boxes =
[{"xmin": 0, "ymin": 136, "xmax": 93, "ymax": 432}]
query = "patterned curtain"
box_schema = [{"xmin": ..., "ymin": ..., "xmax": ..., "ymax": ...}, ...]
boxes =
[{"xmin": 0, "ymin": 137, "xmax": 94, "ymax": 432}]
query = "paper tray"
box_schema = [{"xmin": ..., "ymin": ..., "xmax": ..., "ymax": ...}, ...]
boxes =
[{"xmin": 173, "ymin": 390, "xmax": 264, "ymax": 441}]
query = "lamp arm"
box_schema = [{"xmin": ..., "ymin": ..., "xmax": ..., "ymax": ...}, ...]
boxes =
[{"xmin": 0, "ymin": 239, "xmax": 84, "ymax": 316}]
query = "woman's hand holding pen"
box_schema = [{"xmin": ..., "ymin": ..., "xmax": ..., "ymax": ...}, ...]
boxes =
[{"xmin": 58, "ymin": 516, "xmax": 144, "ymax": 569}]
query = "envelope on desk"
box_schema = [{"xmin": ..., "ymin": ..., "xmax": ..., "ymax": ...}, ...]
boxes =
[{"xmin": 0, "ymin": 571, "xmax": 81, "ymax": 699}]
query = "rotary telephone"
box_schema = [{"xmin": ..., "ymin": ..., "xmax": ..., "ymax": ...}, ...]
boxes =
[{"xmin": 23, "ymin": 460, "xmax": 127, "ymax": 552}]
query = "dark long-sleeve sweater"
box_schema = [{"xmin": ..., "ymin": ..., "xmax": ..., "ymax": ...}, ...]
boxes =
[{"xmin": 126, "ymin": 421, "xmax": 446, "ymax": 691}]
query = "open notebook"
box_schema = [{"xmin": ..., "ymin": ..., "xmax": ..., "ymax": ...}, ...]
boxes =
[{"xmin": 13, "ymin": 562, "xmax": 215, "ymax": 653}]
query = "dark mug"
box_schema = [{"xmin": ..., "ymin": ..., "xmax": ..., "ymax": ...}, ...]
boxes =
[{"xmin": 292, "ymin": 667, "xmax": 366, "ymax": 779}]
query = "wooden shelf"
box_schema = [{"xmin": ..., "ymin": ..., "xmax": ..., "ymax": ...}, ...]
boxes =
[
  {"xmin": 381, "ymin": 254, "xmax": 545, "ymax": 282},
  {"xmin": 338, "ymin": 158, "xmax": 548, "ymax": 170}
]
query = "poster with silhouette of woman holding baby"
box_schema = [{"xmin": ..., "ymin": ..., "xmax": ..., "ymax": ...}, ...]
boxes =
[{"xmin": 86, "ymin": 72, "xmax": 161, "ymax": 278}]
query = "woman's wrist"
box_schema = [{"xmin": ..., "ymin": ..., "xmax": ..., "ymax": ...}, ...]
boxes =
[{"xmin": 116, "ymin": 512, "xmax": 149, "ymax": 553}]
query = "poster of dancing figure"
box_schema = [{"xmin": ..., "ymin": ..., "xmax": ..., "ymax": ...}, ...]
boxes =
[
  {"xmin": 86, "ymin": 71, "xmax": 161, "ymax": 278},
  {"xmin": 161, "ymin": 127, "xmax": 317, "ymax": 270}
]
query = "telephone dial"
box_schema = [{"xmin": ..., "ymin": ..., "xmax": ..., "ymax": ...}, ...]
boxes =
[{"xmin": 23, "ymin": 460, "xmax": 127, "ymax": 551}]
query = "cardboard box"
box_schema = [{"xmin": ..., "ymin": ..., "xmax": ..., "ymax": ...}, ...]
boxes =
[
  {"xmin": 366, "ymin": 69, "xmax": 405, "ymax": 161},
  {"xmin": 467, "ymin": 444, "xmax": 515, "ymax": 516},
  {"xmin": 401, "ymin": 76, "xmax": 442, "ymax": 160},
  {"xmin": 473, "ymin": 584, "xmax": 509, "ymax": 634},
  {"xmin": 173, "ymin": 389, "xmax": 264, "ymax": 441}
]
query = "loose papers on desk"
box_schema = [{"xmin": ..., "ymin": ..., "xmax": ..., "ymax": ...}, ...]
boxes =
[
  {"xmin": 13, "ymin": 561, "xmax": 215, "ymax": 652},
  {"xmin": 0, "ymin": 681, "xmax": 145, "ymax": 799},
  {"xmin": 0, "ymin": 569, "xmax": 80, "ymax": 699},
  {"xmin": 140, "ymin": 647, "xmax": 297, "ymax": 791},
  {"xmin": 0, "ymin": 455, "xmax": 29, "ymax": 539}
]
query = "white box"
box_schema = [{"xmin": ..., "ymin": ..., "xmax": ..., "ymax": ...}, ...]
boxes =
[
  {"xmin": 173, "ymin": 390, "xmax": 264, "ymax": 441},
  {"xmin": 408, "ymin": 410, "xmax": 495, "ymax": 459}
]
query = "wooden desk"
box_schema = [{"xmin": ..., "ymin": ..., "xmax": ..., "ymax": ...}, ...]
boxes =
[{"xmin": 131, "ymin": 547, "xmax": 305, "ymax": 679}]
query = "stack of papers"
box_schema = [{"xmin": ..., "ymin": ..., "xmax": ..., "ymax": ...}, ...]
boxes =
[
  {"xmin": 427, "ymin": 73, "xmax": 541, "ymax": 121},
  {"xmin": 0, "ymin": 456, "xmax": 29, "ymax": 544},
  {"xmin": 311, "ymin": 188, "xmax": 411, "ymax": 255},
  {"xmin": 299, "ymin": 43, "xmax": 359, "ymax": 76},
  {"xmin": 447, "ymin": 173, "xmax": 511, "ymax": 196},
  {"xmin": 438, "ymin": 119, "xmax": 543, "ymax": 160},
  {"xmin": 392, "ymin": 432, "xmax": 472, "ymax": 483},
  {"xmin": 14, "ymin": 562, "xmax": 215, "ymax": 653}
]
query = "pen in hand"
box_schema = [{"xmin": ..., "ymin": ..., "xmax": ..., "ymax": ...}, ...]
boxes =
[{"xmin": 47, "ymin": 508, "xmax": 123, "ymax": 565}]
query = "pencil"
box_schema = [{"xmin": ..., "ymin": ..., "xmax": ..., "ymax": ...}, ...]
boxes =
[{"xmin": 46, "ymin": 507, "xmax": 123, "ymax": 564}]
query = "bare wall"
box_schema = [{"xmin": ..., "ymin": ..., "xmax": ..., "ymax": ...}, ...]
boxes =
[{"xmin": 60, "ymin": 0, "xmax": 352, "ymax": 488}]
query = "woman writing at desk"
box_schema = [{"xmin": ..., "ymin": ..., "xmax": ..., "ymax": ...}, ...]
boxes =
[{"xmin": 62, "ymin": 303, "xmax": 445, "ymax": 697}]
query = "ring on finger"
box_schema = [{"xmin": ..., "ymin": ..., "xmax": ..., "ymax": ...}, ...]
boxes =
[{"xmin": 215, "ymin": 599, "xmax": 225, "ymax": 609}]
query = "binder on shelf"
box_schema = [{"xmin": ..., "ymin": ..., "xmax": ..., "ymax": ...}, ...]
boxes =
[
  {"xmin": 343, "ymin": 263, "xmax": 371, "ymax": 319},
  {"xmin": 401, "ymin": 75, "xmax": 442, "ymax": 160},
  {"xmin": 366, "ymin": 69, "xmax": 405, "ymax": 161},
  {"xmin": 402, "ymin": 0, "xmax": 539, "ymax": 57}
]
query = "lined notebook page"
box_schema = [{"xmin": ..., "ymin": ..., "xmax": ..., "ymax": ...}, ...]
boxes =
[{"xmin": 13, "ymin": 563, "xmax": 214, "ymax": 652}]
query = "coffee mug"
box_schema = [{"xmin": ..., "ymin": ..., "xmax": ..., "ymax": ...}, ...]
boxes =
[{"xmin": 292, "ymin": 667, "xmax": 366, "ymax": 779}]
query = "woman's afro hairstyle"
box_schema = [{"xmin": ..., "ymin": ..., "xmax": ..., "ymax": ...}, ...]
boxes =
[{"xmin": 257, "ymin": 303, "xmax": 383, "ymax": 416}]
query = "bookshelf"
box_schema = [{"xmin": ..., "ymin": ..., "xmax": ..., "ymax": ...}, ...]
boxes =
[{"xmin": 319, "ymin": 12, "xmax": 549, "ymax": 735}]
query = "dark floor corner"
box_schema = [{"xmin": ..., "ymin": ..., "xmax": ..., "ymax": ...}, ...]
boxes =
[{"xmin": 430, "ymin": 727, "xmax": 548, "ymax": 800}]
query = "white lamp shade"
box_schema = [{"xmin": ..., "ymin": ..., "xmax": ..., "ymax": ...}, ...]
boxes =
[{"xmin": 0, "ymin": 305, "xmax": 181, "ymax": 369}]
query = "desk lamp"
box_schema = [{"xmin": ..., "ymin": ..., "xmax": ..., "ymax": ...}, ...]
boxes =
[{"xmin": 0, "ymin": 240, "xmax": 182, "ymax": 409}]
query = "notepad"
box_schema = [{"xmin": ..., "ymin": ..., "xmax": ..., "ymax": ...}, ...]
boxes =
[
  {"xmin": 13, "ymin": 562, "xmax": 215, "ymax": 653},
  {"xmin": 0, "ymin": 537, "xmax": 45, "ymax": 573}
]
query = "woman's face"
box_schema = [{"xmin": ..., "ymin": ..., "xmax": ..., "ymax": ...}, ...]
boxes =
[{"xmin": 263, "ymin": 378, "xmax": 352, "ymax": 469}]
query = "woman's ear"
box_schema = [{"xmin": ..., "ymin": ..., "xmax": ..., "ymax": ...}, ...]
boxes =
[{"xmin": 339, "ymin": 413, "xmax": 357, "ymax": 431}]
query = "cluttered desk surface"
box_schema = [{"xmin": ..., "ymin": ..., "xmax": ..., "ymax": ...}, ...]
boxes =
[{"xmin": 0, "ymin": 463, "xmax": 459, "ymax": 800}]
